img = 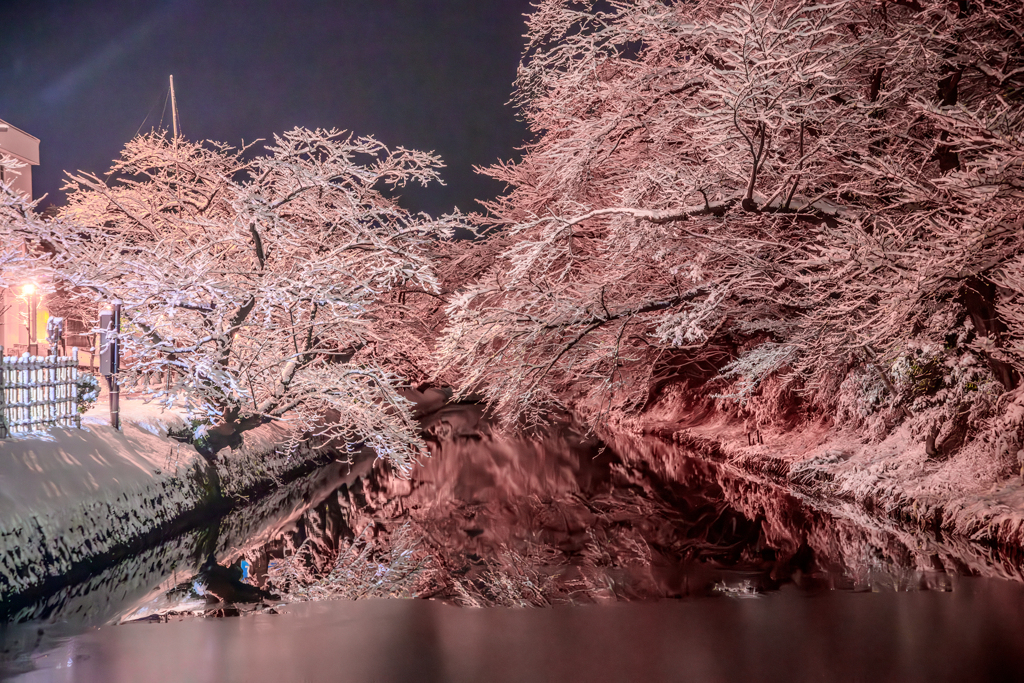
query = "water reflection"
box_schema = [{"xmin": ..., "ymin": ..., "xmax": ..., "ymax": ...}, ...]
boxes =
[
  {"xmin": 235, "ymin": 405, "xmax": 996, "ymax": 606},
  {"xmin": 5, "ymin": 404, "xmax": 1024, "ymax": 681},
  {"xmin": 0, "ymin": 455, "xmax": 373, "ymax": 674},
  {"xmin": 10, "ymin": 584, "xmax": 1024, "ymax": 683}
]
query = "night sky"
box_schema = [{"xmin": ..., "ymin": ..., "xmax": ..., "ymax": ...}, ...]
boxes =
[{"xmin": 0, "ymin": 0, "xmax": 534, "ymax": 217}]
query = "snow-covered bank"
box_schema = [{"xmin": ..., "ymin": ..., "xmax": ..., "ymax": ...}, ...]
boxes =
[
  {"xmin": 0, "ymin": 398, "xmax": 326, "ymax": 609},
  {"xmin": 602, "ymin": 430, "xmax": 1024, "ymax": 590},
  {"xmin": 622, "ymin": 405, "xmax": 1024, "ymax": 559}
]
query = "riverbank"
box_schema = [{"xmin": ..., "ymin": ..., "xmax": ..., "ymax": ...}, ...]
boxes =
[
  {"xmin": 8, "ymin": 381, "xmax": 1024, "ymax": 617},
  {"xmin": 0, "ymin": 398, "xmax": 335, "ymax": 612},
  {"xmin": 0, "ymin": 385, "xmax": 456, "ymax": 613},
  {"xmin": 622, "ymin": 402, "xmax": 1024, "ymax": 560},
  {"xmin": 6, "ymin": 401, "xmax": 1024, "ymax": 682}
]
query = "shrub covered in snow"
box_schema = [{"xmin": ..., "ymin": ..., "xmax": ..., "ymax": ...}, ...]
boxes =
[{"xmin": 75, "ymin": 373, "xmax": 101, "ymax": 414}]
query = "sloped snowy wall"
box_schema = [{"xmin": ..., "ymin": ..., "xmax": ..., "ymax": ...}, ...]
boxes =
[
  {"xmin": 0, "ymin": 460, "xmax": 214, "ymax": 604},
  {"xmin": 0, "ymin": 419, "xmax": 333, "ymax": 607}
]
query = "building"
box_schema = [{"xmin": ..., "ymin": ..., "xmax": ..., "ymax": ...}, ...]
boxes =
[
  {"xmin": 0, "ymin": 118, "xmax": 38, "ymax": 199},
  {"xmin": 0, "ymin": 118, "xmax": 47, "ymax": 357},
  {"xmin": 0, "ymin": 119, "xmax": 98, "ymax": 365}
]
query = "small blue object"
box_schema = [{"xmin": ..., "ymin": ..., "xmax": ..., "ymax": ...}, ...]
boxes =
[{"xmin": 240, "ymin": 559, "xmax": 251, "ymax": 580}]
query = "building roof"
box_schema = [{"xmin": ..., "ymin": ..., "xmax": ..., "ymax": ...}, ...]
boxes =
[{"xmin": 0, "ymin": 118, "xmax": 40, "ymax": 166}]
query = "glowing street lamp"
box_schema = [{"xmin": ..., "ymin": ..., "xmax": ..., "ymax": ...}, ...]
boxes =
[{"xmin": 20, "ymin": 283, "xmax": 37, "ymax": 356}]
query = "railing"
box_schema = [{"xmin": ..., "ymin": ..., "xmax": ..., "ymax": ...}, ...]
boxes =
[{"xmin": 0, "ymin": 347, "xmax": 81, "ymax": 438}]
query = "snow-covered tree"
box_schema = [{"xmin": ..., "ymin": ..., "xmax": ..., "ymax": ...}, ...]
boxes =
[
  {"xmin": 439, "ymin": 0, "xmax": 1024, "ymax": 434},
  {"xmin": 55, "ymin": 129, "xmax": 462, "ymax": 469}
]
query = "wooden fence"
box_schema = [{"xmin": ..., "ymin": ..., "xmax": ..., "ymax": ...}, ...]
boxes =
[{"xmin": 0, "ymin": 347, "xmax": 81, "ymax": 438}]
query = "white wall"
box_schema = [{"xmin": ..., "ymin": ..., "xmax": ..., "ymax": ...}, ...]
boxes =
[
  {"xmin": 0, "ymin": 119, "xmax": 44, "ymax": 355},
  {"xmin": 0, "ymin": 118, "xmax": 40, "ymax": 199}
]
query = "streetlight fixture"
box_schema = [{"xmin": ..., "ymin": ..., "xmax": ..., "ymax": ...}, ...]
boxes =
[{"xmin": 21, "ymin": 283, "xmax": 37, "ymax": 356}]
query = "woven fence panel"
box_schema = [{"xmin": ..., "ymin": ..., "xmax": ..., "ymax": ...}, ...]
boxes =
[{"xmin": 0, "ymin": 347, "xmax": 81, "ymax": 438}]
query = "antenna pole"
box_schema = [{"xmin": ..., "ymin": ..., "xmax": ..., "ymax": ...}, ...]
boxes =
[{"xmin": 169, "ymin": 74, "xmax": 179, "ymax": 139}]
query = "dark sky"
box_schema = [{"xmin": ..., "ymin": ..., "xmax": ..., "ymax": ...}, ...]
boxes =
[{"xmin": 0, "ymin": 0, "xmax": 534, "ymax": 217}]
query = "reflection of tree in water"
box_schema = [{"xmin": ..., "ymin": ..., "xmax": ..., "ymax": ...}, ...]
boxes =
[
  {"xmin": 259, "ymin": 406, "xmax": 837, "ymax": 605},
  {"xmin": 249, "ymin": 405, "xmax": 1024, "ymax": 606},
  {"xmin": 267, "ymin": 522, "xmax": 431, "ymax": 601}
]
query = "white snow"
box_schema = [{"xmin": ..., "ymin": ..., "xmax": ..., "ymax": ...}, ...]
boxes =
[
  {"xmin": 0, "ymin": 397, "xmax": 209, "ymax": 601},
  {"xmin": 1, "ymin": 397, "xmax": 195, "ymax": 518}
]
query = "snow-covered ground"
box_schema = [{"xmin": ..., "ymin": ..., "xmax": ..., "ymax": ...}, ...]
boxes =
[
  {"xmin": 0, "ymin": 381, "xmax": 449, "ymax": 525},
  {"xmin": 1, "ymin": 397, "xmax": 196, "ymax": 520},
  {"xmin": 0, "ymin": 395, "xmax": 299, "ymax": 604}
]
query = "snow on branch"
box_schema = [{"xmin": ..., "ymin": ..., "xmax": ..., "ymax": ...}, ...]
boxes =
[
  {"xmin": 440, "ymin": 0, "xmax": 1024, "ymax": 429},
  {"xmin": 712, "ymin": 342, "xmax": 798, "ymax": 405},
  {"xmin": 47, "ymin": 128, "xmax": 463, "ymax": 469}
]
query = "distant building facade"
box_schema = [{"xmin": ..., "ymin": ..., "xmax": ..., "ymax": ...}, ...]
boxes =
[
  {"xmin": 0, "ymin": 118, "xmax": 39, "ymax": 199},
  {"xmin": 0, "ymin": 118, "xmax": 46, "ymax": 356}
]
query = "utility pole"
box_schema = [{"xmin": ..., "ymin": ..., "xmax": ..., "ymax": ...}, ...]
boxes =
[
  {"xmin": 111, "ymin": 302, "xmax": 120, "ymax": 430},
  {"xmin": 170, "ymin": 74, "xmax": 180, "ymax": 139},
  {"xmin": 100, "ymin": 304, "xmax": 121, "ymax": 430}
]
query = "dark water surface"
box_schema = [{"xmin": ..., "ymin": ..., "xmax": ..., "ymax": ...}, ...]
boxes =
[
  {"xmin": 10, "ymin": 583, "xmax": 1024, "ymax": 683},
  {"xmin": 4, "ymin": 404, "xmax": 1024, "ymax": 682}
]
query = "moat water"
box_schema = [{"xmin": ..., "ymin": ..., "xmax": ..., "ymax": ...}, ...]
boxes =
[{"xmin": 3, "ymin": 405, "xmax": 1024, "ymax": 682}]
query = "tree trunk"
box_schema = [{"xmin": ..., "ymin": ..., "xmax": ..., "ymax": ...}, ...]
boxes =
[
  {"xmin": 197, "ymin": 412, "xmax": 272, "ymax": 460},
  {"xmin": 962, "ymin": 277, "xmax": 1018, "ymax": 390}
]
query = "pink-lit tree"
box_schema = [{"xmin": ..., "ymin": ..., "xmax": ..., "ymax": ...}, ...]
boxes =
[
  {"xmin": 54, "ymin": 129, "xmax": 462, "ymax": 469},
  {"xmin": 439, "ymin": 0, "xmax": 1024, "ymax": 452}
]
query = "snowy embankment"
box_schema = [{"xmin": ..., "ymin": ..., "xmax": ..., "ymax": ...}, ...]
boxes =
[
  {"xmin": 626, "ymin": 402, "xmax": 1024, "ymax": 556},
  {"xmin": 0, "ymin": 398, "xmax": 315, "ymax": 608}
]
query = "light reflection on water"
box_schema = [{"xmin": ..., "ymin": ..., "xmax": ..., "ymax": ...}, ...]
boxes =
[
  {"xmin": 4, "ymin": 404, "xmax": 1024, "ymax": 681},
  {"xmin": 9, "ymin": 584, "xmax": 1024, "ymax": 683}
]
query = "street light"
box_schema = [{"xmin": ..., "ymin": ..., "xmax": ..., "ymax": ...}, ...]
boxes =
[{"xmin": 21, "ymin": 283, "xmax": 37, "ymax": 356}]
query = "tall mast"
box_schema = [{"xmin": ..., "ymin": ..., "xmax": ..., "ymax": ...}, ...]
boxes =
[{"xmin": 169, "ymin": 74, "xmax": 179, "ymax": 139}]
